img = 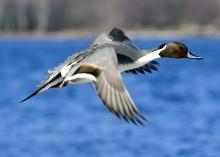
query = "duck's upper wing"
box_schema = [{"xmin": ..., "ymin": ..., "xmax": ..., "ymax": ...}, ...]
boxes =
[
  {"xmin": 92, "ymin": 28, "xmax": 159, "ymax": 74},
  {"xmin": 76, "ymin": 46, "xmax": 147, "ymax": 125},
  {"xmin": 92, "ymin": 27, "xmax": 140, "ymax": 51}
]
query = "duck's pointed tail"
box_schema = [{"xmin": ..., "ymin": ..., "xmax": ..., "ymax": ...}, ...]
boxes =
[
  {"xmin": 19, "ymin": 80, "xmax": 62, "ymax": 103},
  {"xmin": 20, "ymin": 69, "xmax": 68, "ymax": 103},
  {"xmin": 20, "ymin": 89, "xmax": 41, "ymax": 103}
]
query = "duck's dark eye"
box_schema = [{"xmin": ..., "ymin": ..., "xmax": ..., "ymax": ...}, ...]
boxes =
[{"xmin": 159, "ymin": 43, "xmax": 165, "ymax": 49}]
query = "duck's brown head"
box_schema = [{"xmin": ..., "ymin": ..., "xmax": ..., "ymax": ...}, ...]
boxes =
[{"xmin": 159, "ymin": 42, "xmax": 203, "ymax": 59}]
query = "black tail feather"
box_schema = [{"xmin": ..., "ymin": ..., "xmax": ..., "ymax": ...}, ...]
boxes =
[
  {"xmin": 20, "ymin": 72, "xmax": 64, "ymax": 103},
  {"xmin": 20, "ymin": 90, "xmax": 40, "ymax": 103}
]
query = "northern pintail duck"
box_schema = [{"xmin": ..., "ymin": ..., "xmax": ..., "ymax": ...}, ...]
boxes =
[{"xmin": 20, "ymin": 28, "xmax": 202, "ymax": 125}]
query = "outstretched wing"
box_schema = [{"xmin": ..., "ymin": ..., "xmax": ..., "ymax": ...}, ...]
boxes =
[
  {"xmin": 77, "ymin": 46, "xmax": 147, "ymax": 125},
  {"xmin": 92, "ymin": 28, "xmax": 160, "ymax": 75},
  {"xmin": 94, "ymin": 67, "xmax": 146, "ymax": 125}
]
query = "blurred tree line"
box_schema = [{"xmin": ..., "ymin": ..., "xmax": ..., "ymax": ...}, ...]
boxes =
[{"xmin": 0, "ymin": 0, "xmax": 219, "ymax": 32}]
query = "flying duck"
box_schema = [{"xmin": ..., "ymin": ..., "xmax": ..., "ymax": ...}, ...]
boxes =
[{"xmin": 20, "ymin": 28, "xmax": 202, "ymax": 125}]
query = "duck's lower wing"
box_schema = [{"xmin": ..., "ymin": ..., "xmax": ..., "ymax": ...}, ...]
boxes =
[
  {"xmin": 94, "ymin": 67, "xmax": 147, "ymax": 125},
  {"xmin": 116, "ymin": 53, "xmax": 159, "ymax": 74},
  {"xmin": 125, "ymin": 61, "xmax": 159, "ymax": 74},
  {"xmin": 76, "ymin": 63, "xmax": 146, "ymax": 125},
  {"xmin": 76, "ymin": 45, "xmax": 147, "ymax": 125}
]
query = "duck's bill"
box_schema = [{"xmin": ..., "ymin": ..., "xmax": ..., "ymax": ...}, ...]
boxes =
[{"xmin": 187, "ymin": 51, "xmax": 203, "ymax": 60}]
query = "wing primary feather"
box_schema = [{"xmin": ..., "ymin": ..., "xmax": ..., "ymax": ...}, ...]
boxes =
[
  {"xmin": 106, "ymin": 82, "xmax": 111, "ymax": 107},
  {"xmin": 100, "ymin": 77, "xmax": 108, "ymax": 103},
  {"xmin": 151, "ymin": 61, "xmax": 160, "ymax": 65},
  {"xmin": 137, "ymin": 112, "xmax": 148, "ymax": 121},
  {"xmin": 131, "ymin": 70, "xmax": 137, "ymax": 74},
  {"xmin": 148, "ymin": 64, "xmax": 158, "ymax": 71},
  {"xmin": 135, "ymin": 117, "xmax": 145, "ymax": 126},
  {"xmin": 124, "ymin": 90, "xmax": 147, "ymax": 124},
  {"xmin": 122, "ymin": 116, "xmax": 130, "ymax": 123},
  {"xmin": 110, "ymin": 86, "xmax": 119, "ymax": 115},
  {"xmin": 137, "ymin": 69, "xmax": 145, "ymax": 74},
  {"xmin": 127, "ymin": 70, "xmax": 137, "ymax": 74},
  {"xmin": 129, "ymin": 117, "xmax": 138, "ymax": 125},
  {"xmin": 119, "ymin": 92, "xmax": 132, "ymax": 118},
  {"xmin": 114, "ymin": 112, "xmax": 122, "ymax": 119},
  {"xmin": 125, "ymin": 60, "xmax": 160, "ymax": 74},
  {"xmin": 121, "ymin": 93, "xmax": 136, "ymax": 118},
  {"xmin": 112, "ymin": 88, "xmax": 124, "ymax": 118},
  {"xmin": 115, "ymin": 90, "xmax": 131, "ymax": 123},
  {"xmin": 107, "ymin": 78, "xmax": 123, "ymax": 118},
  {"xmin": 116, "ymin": 93, "xmax": 126, "ymax": 117},
  {"xmin": 118, "ymin": 95, "xmax": 130, "ymax": 123},
  {"xmin": 121, "ymin": 91, "xmax": 142, "ymax": 124},
  {"xmin": 143, "ymin": 67, "xmax": 152, "ymax": 73}
]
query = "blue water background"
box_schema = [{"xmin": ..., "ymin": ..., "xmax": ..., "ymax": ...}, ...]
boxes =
[{"xmin": 0, "ymin": 37, "xmax": 220, "ymax": 157}]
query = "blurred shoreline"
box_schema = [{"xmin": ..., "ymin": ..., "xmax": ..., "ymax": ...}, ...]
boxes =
[{"xmin": 0, "ymin": 25, "xmax": 220, "ymax": 38}]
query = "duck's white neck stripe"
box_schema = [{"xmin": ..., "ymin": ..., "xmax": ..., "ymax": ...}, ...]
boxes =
[{"xmin": 136, "ymin": 45, "xmax": 166, "ymax": 65}]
